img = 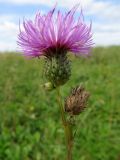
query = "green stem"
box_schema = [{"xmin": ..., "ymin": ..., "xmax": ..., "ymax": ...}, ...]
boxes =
[{"xmin": 56, "ymin": 87, "xmax": 73, "ymax": 160}]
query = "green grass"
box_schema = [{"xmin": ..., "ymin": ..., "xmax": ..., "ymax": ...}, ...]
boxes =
[{"xmin": 0, "ymin": 46, "xmax": 120, "ymax": 160}]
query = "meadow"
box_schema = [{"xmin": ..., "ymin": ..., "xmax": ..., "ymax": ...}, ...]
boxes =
[{"xmin": 0, "ymin": 46, "xmax": 120, "ymax": 160}]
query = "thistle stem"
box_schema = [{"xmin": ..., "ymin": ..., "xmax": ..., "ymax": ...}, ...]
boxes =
[{"xmin": 56, "ymin": 87, "xmax": 73, "ymax": 160}]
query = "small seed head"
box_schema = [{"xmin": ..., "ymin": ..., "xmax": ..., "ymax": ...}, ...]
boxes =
[{"xmin": 65, "ymin": 85, "xmax": 90, "ymax": 115}]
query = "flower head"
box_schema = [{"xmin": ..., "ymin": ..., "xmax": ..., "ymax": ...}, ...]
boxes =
[{"xmin": 18, "ymin": 5, "xmax": 93, "ymax": 58}]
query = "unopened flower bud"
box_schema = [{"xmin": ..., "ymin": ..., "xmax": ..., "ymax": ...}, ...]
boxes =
[
  {"xmin": 43, "ymin": 82, "xmax": 55, "ymax": 91},
  {"xmin": 65, "ymin": 85, "xmax": 90, "ymax": 115}
]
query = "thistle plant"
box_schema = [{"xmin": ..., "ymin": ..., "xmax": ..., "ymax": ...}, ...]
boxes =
[{"xmin": 18, "ymin": 5, "xmax": 93, "ymax": 160}]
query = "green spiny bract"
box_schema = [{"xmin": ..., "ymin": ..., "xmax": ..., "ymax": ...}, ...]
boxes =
[{"xmin": 44, "ymin": 54, "xmax": 71, "ymax": 89}]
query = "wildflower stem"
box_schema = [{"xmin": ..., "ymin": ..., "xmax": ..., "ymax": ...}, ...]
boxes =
[{"xmin": 56, "ymin": 87, "xmax": 73, "ymax": 160}]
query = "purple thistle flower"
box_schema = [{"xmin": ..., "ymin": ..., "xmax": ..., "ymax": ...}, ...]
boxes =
[{"xmin": 18, "ymin": 5, "xmax": 93, "ymax": 58}]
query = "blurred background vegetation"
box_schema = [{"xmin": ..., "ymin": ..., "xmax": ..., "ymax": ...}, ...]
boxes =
[{"xmin": 0, "ymin": 46, "xmax": 120, "ymax": 160}]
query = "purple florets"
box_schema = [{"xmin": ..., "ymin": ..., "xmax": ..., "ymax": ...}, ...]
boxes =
[{"xmin": 18, "ymin": 6, "xmax": 93, "ymax": 58}]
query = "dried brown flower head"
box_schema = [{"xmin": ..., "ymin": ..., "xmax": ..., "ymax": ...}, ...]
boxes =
[{"xmin": 65, "ymin": 85, "xmax": 90, "ymax": 115}]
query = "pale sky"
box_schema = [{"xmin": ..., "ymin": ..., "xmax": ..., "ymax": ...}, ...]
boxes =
[{"xmin": 0, "ymin": 0, "xmax": 120, "ymax": 51}]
